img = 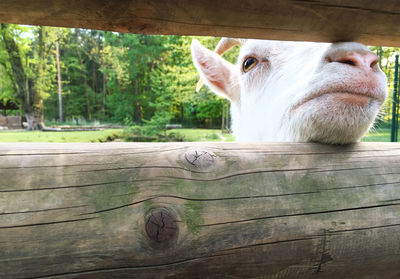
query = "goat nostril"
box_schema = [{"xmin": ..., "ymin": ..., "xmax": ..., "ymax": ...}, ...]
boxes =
[
  {"xmin": 338, "ymin": 59, "xmax": 356, "ymax": 66},
  {"xmin": 370, "ymin": 59, "xmax": 378, "ymax": 69}
]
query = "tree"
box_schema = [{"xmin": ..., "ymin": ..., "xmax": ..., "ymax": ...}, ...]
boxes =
[
  {"xmin": 55, "ymin": 30, "xmax": 63, "ymax": 122},
  {"xmin": 0, "ymin": 24, "xmax": 55, "ymax": 129}
]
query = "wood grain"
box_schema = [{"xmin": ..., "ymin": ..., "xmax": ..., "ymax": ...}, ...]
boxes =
[
  {"xmin": 1, "ymin": 142, "xmax": 400, "ymax": 278},
  {"xmin": 0, "ymin": 1, "xmax": 400, "ymax": 46}
]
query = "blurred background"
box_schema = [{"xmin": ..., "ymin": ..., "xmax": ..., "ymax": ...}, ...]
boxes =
[{"xmin": 0, "ymin": 25, "xmax": 399, "ymax": 143}]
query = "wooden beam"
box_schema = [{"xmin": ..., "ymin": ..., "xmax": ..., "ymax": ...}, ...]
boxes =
[
  {"xmin": 0, "ymin": 1, "xmax": 400, "ymax": 46},
  {"xmin": 1, "ymin": 142, "xmax": 400, "ymax": 278}
]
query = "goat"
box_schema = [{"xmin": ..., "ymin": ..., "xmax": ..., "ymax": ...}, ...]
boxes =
[{"xmin": 191, "ymin": 38, "xmax": 387, "ymax": 144}]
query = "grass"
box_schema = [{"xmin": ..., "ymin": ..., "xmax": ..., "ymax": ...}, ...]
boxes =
[
  {"xmin": 167, "ymin": 128, "xmax": 396, "ymax": 143},
  {"xmin": 361, "ymin": 128, "xmax": 394, "ymax": 142},
  {"xmin": 166, "ymin": 128, "xmax": 235, "ymax": 142},
  {"xmin": 0, "ymin": 129, "xmax": 123, "ymax": 143},
  {"xmin": 0, "ymin": 127, "xmax": 396, "ymax": 143}
]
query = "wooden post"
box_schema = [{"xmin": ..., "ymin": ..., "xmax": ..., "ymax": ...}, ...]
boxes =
[{"xmin": 1, "ymin": 142, "xmax": 400, "ymax": 278}]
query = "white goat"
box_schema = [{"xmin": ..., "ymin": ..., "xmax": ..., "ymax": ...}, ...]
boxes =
[{"xmin": 191, "ymin": 38, "xmax": 388, "ymax": 144}]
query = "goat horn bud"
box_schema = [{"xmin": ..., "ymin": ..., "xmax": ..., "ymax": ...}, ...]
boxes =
[
  {"xmin": 196, "ymin": 79, "xmax": 204, "ymax": 92},
  {"xmin": 214, "ymin": 37, "xmax": 246, "ymax": 56},
  {"xmin": 196, "ymin": 37, "xmax": 246, "ymax": 92}
]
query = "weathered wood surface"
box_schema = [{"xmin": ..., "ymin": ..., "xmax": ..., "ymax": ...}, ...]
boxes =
[
  {"xmin": 1, "ymin": 1, "xmax": 400, "ymax": 46},
  {"xmin": 1, "ymin": 142, "xmax": 400, "ymax": 278}
]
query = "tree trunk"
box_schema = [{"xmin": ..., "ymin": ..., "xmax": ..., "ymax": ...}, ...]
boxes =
[
  {"xmin": 55, "ymin": 30, "xmax": 63, "ymax": 123},
  {"xmin": 24, "ymin": 109, "xmax": 44, "ymax": 130},
  {"xmin": 180, "ymin": 103, "xmax": 184, "ymax": 123},
  {"xmin": 102, "ymin": 72, "xmax": 106, "ymax": 116},
  {"xmin": 221, "ymin": 100, "xmax": 225, "ymax": 131},
  {"xmin": 77, "ymin": 48, "xmax": 91, "ymax": 120},
  {"xmin": 92, "ymin": 61, "xmax": 97, "ymax": 104},
  {"xmin": 226, "ymin": 101, "xmax": 230, "ymax": 132},
  {"xmin": 134, "ymin": 79, "xmax": 142, "ymax": 124},
  {"xmin": 22, "ymin": 80, "xmax": 44, "ymax": 130}
]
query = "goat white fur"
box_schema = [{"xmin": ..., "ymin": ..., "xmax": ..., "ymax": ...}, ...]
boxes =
[{"xmin": 191, "ymin": 39, "xmax": 388, "ymax": 144}]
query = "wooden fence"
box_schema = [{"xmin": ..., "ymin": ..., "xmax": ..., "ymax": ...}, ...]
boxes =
[{"xmin": 1, "ymin": 1, "xmax": 400, "ymax": 278}]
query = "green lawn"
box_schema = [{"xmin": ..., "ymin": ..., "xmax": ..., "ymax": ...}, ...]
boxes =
[
  {"xmin": 166, "ymin": 128, "xmax": 235, "ymax": 142},
  {"xmin": 361, "ymin": 128, "xmax": 393, "ymax": 142},
  {"xmin": 0, "ymin": 128, "xmax": 233, "ymax": 143},
  {"xmin": 170, "ymin": 128, "xmax": 394, "ymax": 143},
  {"xmin": 0, "ymin": 128, "xmax": 396, "ymax": 143},
  {"xmin": 0, "ymin": 129, "xmax": 123, "ymax": 142}
]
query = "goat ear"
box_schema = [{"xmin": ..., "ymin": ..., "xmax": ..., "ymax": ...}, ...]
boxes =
[{"xmin": 191, "ymin": 39, "xmax": 239, "ymax": 102}]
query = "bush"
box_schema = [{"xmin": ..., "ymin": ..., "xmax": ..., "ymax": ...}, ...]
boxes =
[
  {"xmin": 206, "ymin": 133, "xmax": 219, "ymax": 140},
  {"xmin": 121, "ymin": 125, "xmax": 185, "ymax": 142}
]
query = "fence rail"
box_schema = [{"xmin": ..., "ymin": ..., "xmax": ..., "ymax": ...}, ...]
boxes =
[
  {"xmin": 1, "ymin": 1, "xmax": 400, "ymax": 46},
  {"xmin": 1, "ymin": 142, "xmax": 400, "ymax": 278}
]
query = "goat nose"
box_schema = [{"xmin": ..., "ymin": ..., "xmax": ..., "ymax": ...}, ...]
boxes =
[{"xmin": 327, "ymin": 50, "xmax": 378, "ymax": 70}]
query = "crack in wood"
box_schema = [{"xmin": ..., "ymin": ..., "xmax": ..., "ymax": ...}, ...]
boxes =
[
  {"xmin": 79, "ymin": 191, "xmax": 320, "ymax": 215},
  {"xmin": 201, "ymin": 202, "xmax": 400, "ymax": 227},
  {"xmin": 322, "ymin": 181, "xmax": 400, "ymax": 191},
  {"xmin": 0, "ymin": 163, "xmax": 111, "ymax": 169},
  {"xmin": 0, "ymin": 180, "xmax": 129, "ymax": 192},
  {"xmin": 0, "ymin": 205, "xmax": 87, "ymax": 215},
  {"xmin": 157, "ymin": 167, "xmax": 319, "ymax": 182},
  {"xmin": 330, "ymin": 223, "xmax": 400, "ymax": 234},
  {"xmin": 349, "ymin": 154, "xmax": 400, "ymax": 159},
  {"xmin": 0, "ymin": 217, "xmax": 97, "ymax": 229},
  {"xmin": 214, "ymin": 236, "xmax": 319, "ymax": 254},
  {"xmin": 291, "ymin": 0, "xmax": 400, "ymax": 16},
  {"xmin": 0, "ymin": 152, "xmax": 88, "ymax": 156},
  {"xmin": 366, "ymin": 172, "xmax": 400, "ymax": 176},
  {"xmin": 315, "ymin": 229, "xmax": 333, "ymax": 273},
  {"xmin": 125, "ymin": 14, "xmax": 302, "ymax": 32},
  {"xmin": 22, "ymin": 251, "xmax": 239, "ymax": 279},
  {"xmin": 308, "ymin": 166, "xmax": 381, "ymax": 173},
  {"xmin": 74, "ymin": 165, "xmax": 207, "ymax": 173}
]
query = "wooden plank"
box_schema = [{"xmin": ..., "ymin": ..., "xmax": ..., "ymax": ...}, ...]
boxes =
[
  {"xmin": 0, "ymin": 1, "xmax": 400, "ymax": 46},
  {"xmin": 1, "ymin": 142, "xmax": 400, "ymax": 278},
  {"xmin": 0, "ymin": 116, "xmax": 22, "ymax": 129}
]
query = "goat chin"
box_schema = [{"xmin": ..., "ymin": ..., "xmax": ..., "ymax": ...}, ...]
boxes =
[{"xmin": 288, "ymin": 97, "xmax": 382, "ymax": 144}]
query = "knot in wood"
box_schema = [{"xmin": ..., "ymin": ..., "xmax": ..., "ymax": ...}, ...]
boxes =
[
  {"xmin": 185, "ymin": 149, "xmax": 216, "ymax": 169},
  {"xmin": 145, "ymin": 208, "xmax": 178, "ymax": 243}
]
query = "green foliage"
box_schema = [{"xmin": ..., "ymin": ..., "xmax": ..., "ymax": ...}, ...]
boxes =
[
  {"xmin": 197, "ymin": 98, "xmax": 223, "ymax": 120},
  {"xmin": 370, "ymin": 46, "xmax": 400, "ymax": 124},
  {"xmin": 121, "ymin": 125, "xmax": 185, "ymax": 142},
  {"xmin": 0, "ymin": 26, "xmax": 233, "ymax": 128},
  {"xmin": 121, "ymin": 111, "xmax": 185, "ymax": 142}
]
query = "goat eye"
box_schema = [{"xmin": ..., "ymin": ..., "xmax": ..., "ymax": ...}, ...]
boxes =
[{"xmin": 243, "ymin": 57, "xmax": 258, "ymax": 72}]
